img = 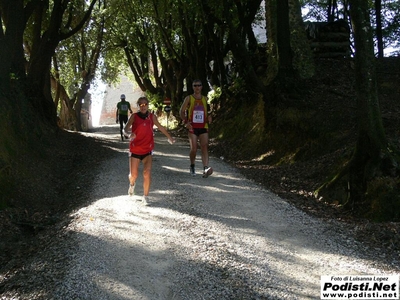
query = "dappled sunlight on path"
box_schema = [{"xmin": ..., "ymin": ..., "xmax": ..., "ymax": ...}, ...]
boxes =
[{"xmin": 55, "ymin": 126, "xmax": 399, "ymax": 299}]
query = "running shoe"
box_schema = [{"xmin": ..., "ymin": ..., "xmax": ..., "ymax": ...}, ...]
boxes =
[
  {"xmin": 128, "ymin": 184, "xmax": 135, "ymax": 196},
  {"xmin": 142, "ymin": 195, "xmax": 148, "ymax": 206},
  {"xmin": 203, "ymin": 166, "xmax": 213, "ymax": 178},
  {"xmin": 190, "ymin": 165, "xmax": 196, "ymax": 176}
]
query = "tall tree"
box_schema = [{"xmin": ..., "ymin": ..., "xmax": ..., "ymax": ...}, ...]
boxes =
[
  {"xmin": 277, "ymin": 0, "xmax": 293, "ymax": 72},
  {"xmin": 0, "ymin": 0, "xmax": 31, "ymax": 91},
  {"xmin": 53, "ymin": 1, "xmax": 106, "ymax": 130},
  {"xmin": 375, "ymin": 0, "xmax": 384, "ymax": 57},
  {"xmin": 24, "ymin": 0, "xmax": 97, "ymax": 124},
  {"xmin": 105, "ymin": 0, "xmax": 266, "ymax": 111},
  {"xmin": 320, "ymin": 0, "xmax": 399, "ymax": 214},
  {"xmin": 327, "ymin": 0, "xmax": 338, "ymax": 22},
  {"xmin": 266, "ymin": 0, "xmax": 313, "ymax": 85},
  {"xmin": 224, "ymin": 0, "xmax": 265, "ymax": 95},
  {"xmin": 105, "ymin": 0, "xmax": 167, "ymax": 97},
  {"xmin": 348, "ymin": 0, "xmax": 399, "ymax": 207}
]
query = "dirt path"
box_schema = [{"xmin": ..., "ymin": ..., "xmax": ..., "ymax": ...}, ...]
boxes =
[{"xmin": 10, "ymin": 125, "xmax": 399, "ymax": 299}]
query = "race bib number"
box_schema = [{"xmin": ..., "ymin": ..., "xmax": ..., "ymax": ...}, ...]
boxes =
[
  {"xmin": 193, "ymin": 110, "xmax": 204, "ymax": 123},
  {"xmin": 121, "ymin": 104, "xmax": 128, "ymax": 111}
]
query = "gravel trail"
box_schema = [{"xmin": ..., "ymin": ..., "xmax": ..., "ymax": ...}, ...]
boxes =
[{"xmin": 3, "ymin": 125, "xmax": 398, "ymax": 300}]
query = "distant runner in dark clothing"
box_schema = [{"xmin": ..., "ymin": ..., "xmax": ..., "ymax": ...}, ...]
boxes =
[{"xmin": 116, "ymin": 94, "xmax": 133, "ymax": 140}]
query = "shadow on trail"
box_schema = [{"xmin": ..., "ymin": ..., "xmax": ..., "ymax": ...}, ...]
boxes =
[
  {"xmin": 9, "ymin": 125, "xmax": 391, "ymax": 299},
  {"xmin": 52, "ymin": 230, "xmax": 288, "ymax": 299},
  {"xmin": 86, "ymin": 126, "xmax": 399, "ymax": 275}
]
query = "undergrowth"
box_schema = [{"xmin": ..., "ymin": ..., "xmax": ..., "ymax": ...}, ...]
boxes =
[
  {"xmin": 211, "ymin": 93, "xmax": 269, "ymax": 161},
  {"xmin": 367, "ymin": 176, "xmax": 400, "ymax": 222},
  {"xmin": 210, "ymin": 58, "xmax": 400, "ymax": 222},
  {"xmin": 0, "ymin": 101, "xmax": 19, "ymax": 208},
  {"xmin": 0, "ymin": 90, "xmax": 52, "ymax": 210}
]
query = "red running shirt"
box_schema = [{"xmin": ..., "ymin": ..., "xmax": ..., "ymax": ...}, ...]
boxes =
[{"xmin": 129, "ymin": 113, "xmax": 154, "ymax": 155}]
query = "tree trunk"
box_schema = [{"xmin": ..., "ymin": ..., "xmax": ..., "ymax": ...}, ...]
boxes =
[
  {"xmin": 0, "ymin": 0, "xmax": 26, "ymax": 92},
  {"xmin": 50, "ymin": 74, "xmax": 78, "ymax": 130},
  {"xmin": 265, "ymin": 0, "xmax": 295, "ymax": 80},
  {"xmin": 375, "ymin": 0, "xmax": 384, "ymax": 58},
  {"xmin": 277, "ymin": 0, "xmax": 292, "ymax": 71},
  {"xmin": 26, "ymin": 0, "xmax": 97, "ymax": 127},
  {"xmin": 26, "ymin": 50, "xmax": 58, "ymax": 125},
  {"xmin": 327, "ymin": 0, "xmax": 337, "ymax": 22},
  {"xmin": 265, "ymin": 0, "xmax": 296, "ymax": 90},
  {"xmin": 265, "ymin": 0, "xmax": 278, "ymax": 82},
  {"xmin": 74, "ymin": 85, "xmax": 87, "ymax": 131},
  {"xmin": 289, "ymin": 0, "xmax": 315, "ymax": 79},
  {"xmin": 25, "ymin": 0, "xmax": 66, "ymax": 125},
  {"xmin": 319, "ymin": 0, "xmax": 399, "ymax": 216}
]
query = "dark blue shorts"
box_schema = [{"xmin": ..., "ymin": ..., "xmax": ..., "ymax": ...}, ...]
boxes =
[
  {"xmin": 191, "ymin": 128, "xmax": 208, "ymax": 136},
  {"xmin": 130, "ymin": 151, "xmax": 152, "ymax": 160},
  {"xmin": 119, "ymin": 114, "xmax": 128, "ymax": 125}
]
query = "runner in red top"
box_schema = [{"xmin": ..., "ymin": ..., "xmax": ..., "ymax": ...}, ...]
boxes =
[
  {"xmin": 124, "ymin": 97, "xmax": 175, "ymax": 205},
  {"xmin": 129, "ymin": 108, "xmax": 154, "ymax": 155}
]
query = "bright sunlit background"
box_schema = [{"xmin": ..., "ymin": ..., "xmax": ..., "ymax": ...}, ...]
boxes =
[{"xmin": 90, "ymin": 79, "xmax": 106, "ymax": 127}]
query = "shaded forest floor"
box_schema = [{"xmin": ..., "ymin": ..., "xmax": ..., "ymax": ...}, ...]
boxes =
[
  {"xmin": 209, "ymin": 57, "xmax": 400, "ymax": 261},
  {"xmin": 1, "ymin": 58, "xmax": 400, "ymax": 278}
]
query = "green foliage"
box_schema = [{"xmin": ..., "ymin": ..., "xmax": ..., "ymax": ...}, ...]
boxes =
[
  {"xmin": 270, "ymin": 93, "xmax": 351, "ymax": 162},
  {"xmin": 211, "ymin": 92, "xmax": 267, "ymax": 160},
  {"xmin": 378, "ymin": 0, "xmax": 400, "ymax": 53},
  {"xmin": 227, "ymin": 77, "xmax": 253, "ymax": 104},
  {"xmin": 145, "ymin": 92, "xmax": 163, "ymax": 110},
  {"xmin": 366, "ymin": 176, "xmax": 400, "ymax": 221},
  {"xmin": 228, "ymin": 77, "xmax": 245, "ymax": 95},
  {"xmin": 276, "ymin": 107, "xmax": 316, "ymax": 130},
  {"xmin": 212, "ymin": 79, "xmax": 340, "ymax": 164},
  {"xmin": 208, "ymin": 86, "xmax": 222, "ymax": 106},
  {"xmin": 54, "ymin": 2, "xmax": 108, "ymax": 94}
]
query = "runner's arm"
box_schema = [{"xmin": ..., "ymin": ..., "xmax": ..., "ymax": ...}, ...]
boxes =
[
  {"xmin": 179, "ymin": 96, "xmax": 190, "ymax": 123},
  {"xmin": 152, "ymin": 115, "xmax": 175, "ymax": 144}
]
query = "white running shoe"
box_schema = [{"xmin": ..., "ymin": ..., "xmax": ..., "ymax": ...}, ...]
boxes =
[
  {"xmin": 128, "ymin": 184, "xmax": 135, "ymax": 196},
  {"xmin": 203, "ymin": 167, "xmax": 213, "ymax": 178},
  {"xmin": 142, "ymin": 195, "xmax": 148, "ymax": 206}
]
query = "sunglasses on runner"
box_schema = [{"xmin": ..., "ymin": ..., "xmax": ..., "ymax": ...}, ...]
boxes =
[
  {"xmin": 139, "ymin": 103, "xmax": 148, "ymax": 107},
  {"xmin": 193, "ymin": 84, "xmax": 202, "ymax": 87}
]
